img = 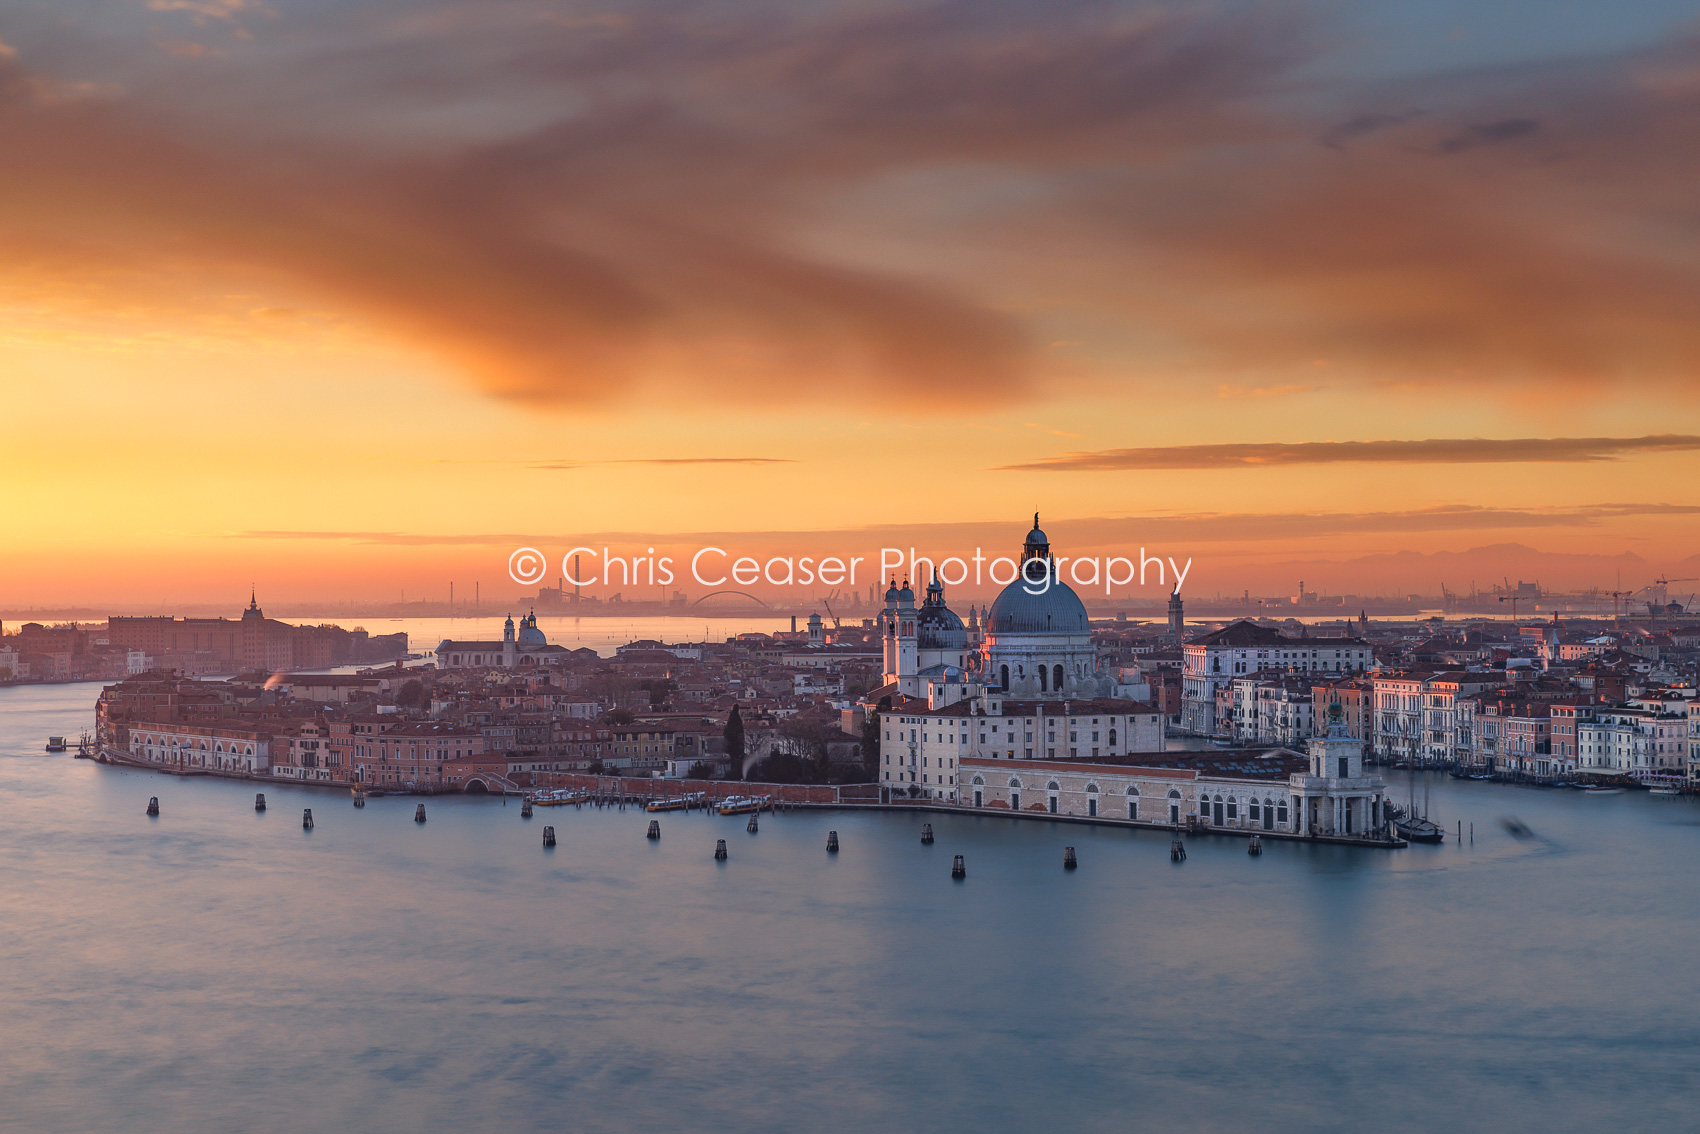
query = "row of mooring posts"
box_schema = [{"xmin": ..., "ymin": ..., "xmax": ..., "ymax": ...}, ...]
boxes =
[{"xmin": 144, "ymin": 798, "xmax": 1214, "ymax": 876}]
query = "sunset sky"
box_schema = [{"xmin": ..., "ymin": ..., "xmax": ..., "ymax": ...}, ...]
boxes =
[{"xmin": 2, "ymin": 0, "xmax": 1698, "ymax": 609}]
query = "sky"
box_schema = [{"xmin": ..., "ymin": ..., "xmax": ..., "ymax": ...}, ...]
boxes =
[{"xmin": 1, "ymin": 0, "xmax": 1698, "ymax": 610}]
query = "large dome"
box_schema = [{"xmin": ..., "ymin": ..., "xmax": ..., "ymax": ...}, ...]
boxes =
[{"xmin": 987, "ymin": 578, "xmax": 1090, "ymax": 634}]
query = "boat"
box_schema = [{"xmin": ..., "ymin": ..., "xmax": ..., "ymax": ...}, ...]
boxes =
[
  {"xmin": 1583, "ymin": 787, "xmax": 1624, "ymax": 796},
  {"xmin": 528, "ymin": 789, "xmax": 588, "ymax": 807},
  {"xmin": 646, "ymin": 792, "xmax": 707, "ymax": 813},
  {"xmin": 716, "ymin": 794, "xmax": 772, "ymax": 815},
  {"xmin": 44, "ymin": 736, "xmax": 67, "ymax": 752},
  {"xmin": 1648, "ymin": 786, "xmax": 1681, "ymax": 797},
  {"xmin": 1394, "ymin": 816, "xmax": 1446, "ymax": 843}
]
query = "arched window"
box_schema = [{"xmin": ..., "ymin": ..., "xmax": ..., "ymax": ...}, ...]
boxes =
[
  {"xmin": 971, "ymin": 775, "xmax": 985, "ymax": 786},
  {"xmin": 1226, "ymin": 796, "xmax": 1238, "ymax": 821},
  {"xmin": 1167, "ymin": 788, "xmax": 1181, "ymax": 799},
  {"xmin": 1009, "ymin": 777, "xmax": 1023, "ymax": 789},
  {"xmin": 1053, "ymin": 664, "xmax": 1064, "ymax": 690},
  {"xmin": 1046, "ymin": 780, "xmax": 1060, "ymax": 791},
  {"xmin": 1039, "ymin": 666, "xmax": 1048, "ymax": 692},
  {"xmin": 1108, "ymin": 727, "xmax": 1117, "ymax": 746},
  {"xmin": 1000, "ymin": 664, "xmax": 1009, "ymax": 690},
  {"xmin": 1085, "ymin": 782, "xmax": 1099, "ymax": 794}
]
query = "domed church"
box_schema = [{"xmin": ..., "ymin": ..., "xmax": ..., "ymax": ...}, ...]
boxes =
[
  {"xmin": 879, "ymin": 573, "xmax": 977, "ymax": 700},
  {"xmin": 437, "ymin": 610, "xmax": 569, "ymax": 669},
  {"xmin": 871, "ymin": 515, "xmax": 1167, "ymax": 803},
  {"xmin": 878, "ymin": 515, "xmax": 1129, "ymax": 704},
  {"xmin": 983, "ymin": 516, "xmax": 1118, "ymax": 699}
]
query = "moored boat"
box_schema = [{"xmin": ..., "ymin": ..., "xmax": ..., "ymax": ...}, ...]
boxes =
[
  {"xmin": 646, "ymin": 792, "xmax": 707, "ymax": 813},
  {"xmin": 716, "ymin": 794, "xmax": 772, "ymax": 815},
  {"xmin": 44, "ymin": 736, "xmax": 67, "ymax": 752},
  {"xmin": 529, "ymin": 789, "xmax": 588, "ymax": 807},
  {"xmin": 1394, "ymin": 816, "xmax": 1445, "ymax": 843}
]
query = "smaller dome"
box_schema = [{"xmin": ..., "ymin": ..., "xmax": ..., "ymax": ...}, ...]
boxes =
[
  {"xmin": 516, "ymin": 610, "xmax": 547, "ymax": 648},
  {"xmin": 898, "ymin": 580, "xmax": 915, "ymax": 604},
  {"xmin": 884, "ymin": 579, "xmax": 900, "ymax": 602}
]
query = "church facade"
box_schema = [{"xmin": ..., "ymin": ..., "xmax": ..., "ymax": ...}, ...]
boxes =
[
  {"xmin": 873, "ymin": 517, "xmax": 1165, "ymax": 801},
  {"xmin": 437, "ymin": 612, "xmax": 570, "ymax": 669}
]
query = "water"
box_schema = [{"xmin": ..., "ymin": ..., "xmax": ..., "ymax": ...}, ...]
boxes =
[
  {"xmin": 276, "ymin": 614, "xmax": 801, "ymax": 657},
  {"xmin": 2, "ymin": 682, "xmax": 1696, "ymax": 1133}
]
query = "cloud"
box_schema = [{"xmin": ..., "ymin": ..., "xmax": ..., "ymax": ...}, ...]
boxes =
[
  {"xmin": 1433, "ymin": 117, "xmax": 1540, "ymax": 154},
  {"xmin": 995, "ymin": 435, "xmax": 1700, "ymax": 472},
  {"xmin": 1320, "ymin": 109, "xmax": 1422, "ymax": 148},
  {"xmin": 432, "ymin": 457, "xmax": 794, "ymax": 469},
  {"xmin": 0, "ymin": 2, "xmax": 1299, "ymax": 406},
  {"xmin": 525, "ymin": 458, "xmax": 796, "ymax": 469},
  {"xmin": 0, "ymin": 4, "xmax": 1698, "ymax": 406},
  {"xmin": 235, "ymin": 502, "xmax": 1700, "ymax": 549}
]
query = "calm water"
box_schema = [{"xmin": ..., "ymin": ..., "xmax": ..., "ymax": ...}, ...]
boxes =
[
  {"xmin": 276, "ymin": 614, "xmax": 801, "ymax": 657},
  {"xmin": 2, "ymin": 682, "xmax": 1696, "ymax": 1133}
]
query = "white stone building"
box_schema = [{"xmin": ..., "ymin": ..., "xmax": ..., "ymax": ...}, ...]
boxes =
[
  {"xmin": 1577, "ymin": 707, "xmax": 1689, "ymax": 777},
  {"xmin": 1181, "ymin": 622, "xmax": 1371, "ymax": 736},
  {"xmin": 881, "ymin": 696, "xmax": 1165, "ymax": 800},
  {"xmin": 127, "ymin": 723, "xmax": 271, "ymax": 774}
]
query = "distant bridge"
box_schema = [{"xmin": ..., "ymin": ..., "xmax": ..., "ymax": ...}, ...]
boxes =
[{"xmin": 690, "ymin": 590, "xmax": 771, "ymax": 609}]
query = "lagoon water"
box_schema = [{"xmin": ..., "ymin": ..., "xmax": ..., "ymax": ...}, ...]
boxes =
[{"xmin": 2, "ymin": 681, "xmax": 1697, "ymax": 1133}]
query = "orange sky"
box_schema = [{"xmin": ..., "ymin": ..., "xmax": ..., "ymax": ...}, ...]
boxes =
[{"xmin": 1, "ymin": 1, "xmax": 1697, "ymax": 609}]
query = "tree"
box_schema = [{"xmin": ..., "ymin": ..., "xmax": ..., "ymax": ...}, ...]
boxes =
[
  {"xmin": 395, "ymin": 679, "xmax": 425, "ymax": 709},
  {"xmin": 586, "ymin": 759, "xmax": 605, "ymax": 775},
  {"xmin": 723, "ymin": 705, "xmax": 745, "ymax": 781},
  {"xmin": 685, "ymin": 760, "xmax": 714, "ymax": 780}
]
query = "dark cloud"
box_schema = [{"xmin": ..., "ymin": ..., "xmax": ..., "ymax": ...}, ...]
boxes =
[
  {"xmin": 995, "ymin": 435, "xmax": 1700, "ymax": 472},
  {"xmin": 1434, "ymin": 117, "xmax": 1540, "ymax": 154},
  {"xmin": 1320, "ymin": 109, "xmax": 1422, "ymax": 149}
]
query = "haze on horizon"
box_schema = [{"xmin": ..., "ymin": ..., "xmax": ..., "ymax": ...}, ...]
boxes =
[{"xmin": 1, "ymin": 0, "xmax": 1697, "ymax": 608}]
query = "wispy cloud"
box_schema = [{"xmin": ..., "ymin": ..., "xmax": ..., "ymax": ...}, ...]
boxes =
[
  {"xmin": 995, "ymin": 435, "xmax": 1700, "ymax": 472},
  {"xmin": 432, "ymin": 457, "xmax": 794, "ymax": 469},
  {"xmin": 526, "ymin": 458, "xmax": 796, "ymax": 470},
  {"xmin": 235, "ymin": 502, "xmax": 1700, "ymax": 548}
]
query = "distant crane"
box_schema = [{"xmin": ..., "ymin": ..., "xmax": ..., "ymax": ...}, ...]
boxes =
[
  {"xmin": 820, "ymin": 599, "xmax": 841, "ymax": 632},
  {"xmin": 1646, "ymin": 576, "xmax": 1696, "ymax": 632},
  {"xmin": 1498, "ymin": 594, "xmax": 1527, "ymax": 624},
  {"xmin": 1609, "ymin": 591, "xmax": 1634, "ymax": 632}
]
